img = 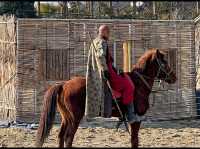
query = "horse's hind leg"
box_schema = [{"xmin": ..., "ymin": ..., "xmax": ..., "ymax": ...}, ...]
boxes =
[
  {"xmin": 64, "ymin": 124, "xmax": 79, "ymax": 147},
  {"xmin": 58, "ymin": 121, "xmax": 66, "ymax": 148},
  {"xmin": 131, "ymin": 122, "xmax": 141, "ymax": 148}
]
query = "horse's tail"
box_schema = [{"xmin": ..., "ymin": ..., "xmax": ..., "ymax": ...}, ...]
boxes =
[{"xmin": 35, "ymin": 83, "xmax": 63, "ymax": 147}]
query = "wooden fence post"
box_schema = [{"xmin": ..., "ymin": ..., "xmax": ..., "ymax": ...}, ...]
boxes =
[{"xmin": 123, "ymin": 41, "xmax": 132, "ymax": 72}]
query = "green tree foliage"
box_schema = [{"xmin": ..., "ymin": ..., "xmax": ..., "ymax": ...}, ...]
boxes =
[
  {"xmin": 99, "ymin": 2, "xmax": 113, "ymax": 18},
  {"xmin": 156, "ymin": 1, "xmax": 171, "ymax": 19},
  {"xmin": 0, "ymin": 1, "xmax": 36, "ymax": 18},
  {"xmin": 1, "ymin": 1, "xmax": 197, "ymax": 20},
  {"xmin": 39, "ymin": 3, "xmax": 60, "ymax": 17}
]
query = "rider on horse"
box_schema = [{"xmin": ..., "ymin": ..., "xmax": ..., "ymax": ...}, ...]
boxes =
[{"xmin": 86, "ymin": 25, "xmax": 138, "ymax": 124}]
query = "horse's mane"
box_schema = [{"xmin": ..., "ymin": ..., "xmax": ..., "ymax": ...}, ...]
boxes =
[{"xmin": 132, "ymin": 48, "xmax": 165, "ymax": 71}]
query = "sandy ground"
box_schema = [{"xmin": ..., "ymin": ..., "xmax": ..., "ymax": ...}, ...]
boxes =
[{"xmin": 1, "ymin": 118, "xmax": 200, "ymax": 147}]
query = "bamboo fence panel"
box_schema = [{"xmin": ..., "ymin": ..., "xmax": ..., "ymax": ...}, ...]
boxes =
[{"xmin": 0, "ymin": 15, "xmax": 16, "ymax": 121}]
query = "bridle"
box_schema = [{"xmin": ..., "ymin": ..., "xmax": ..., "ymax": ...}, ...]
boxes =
[{"xmin": 155, "ymin": 57, "xmax": 173, "ymax": 82}]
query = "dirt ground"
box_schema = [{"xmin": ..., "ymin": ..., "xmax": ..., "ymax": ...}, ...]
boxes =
[{"xmin": 1, "ymin": 118, "xmax": 200, "ymax": 147}]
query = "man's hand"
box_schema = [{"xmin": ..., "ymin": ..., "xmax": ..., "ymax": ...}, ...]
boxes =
[
  {"xmin": 117, "ymin": 68, "xmax": 124, "ymax": 77},
  {"xmin": 117, "ymin": 69, "xmax": 124, "ymax": 75},
  {"xmin": 104, "ymin": 70, "xmax": 110, "ymax": 80}
]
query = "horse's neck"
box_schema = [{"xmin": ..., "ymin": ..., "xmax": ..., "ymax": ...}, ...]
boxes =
[
  {"xmin": 132, "ymin": 67, "xmax": 156, "ymax": 95},
  {"xmin": 141, "ymin": 71, "xmax": 155, "ymax": 90}
]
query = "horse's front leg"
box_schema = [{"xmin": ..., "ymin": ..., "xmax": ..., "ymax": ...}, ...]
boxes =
[{"xmin": 130, "ymin": 122, "xmax": 141, "ymax": 148}]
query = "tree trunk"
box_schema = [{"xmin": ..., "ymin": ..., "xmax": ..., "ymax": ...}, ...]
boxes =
[
  {"xmin": 37, "ymin": 1, "xmax": 40, "ymax": 16},
  {"xmin": 63, "ymin": 2, "xmax": 67, "ymax": 18},
  {"xmin": 109, "ymin": 1, "xmax": 112, "ymax": 18},
  {"xmin": 91, "ymin": 1, "xmax": 93, "ymax": 18},
  {"xmin": 77, "ymin": 1, "xmax": 80, "ymax": 17},
  {"xmin": 98, "ymin": 2, "xmax": 101, "ymax": 18},
  {"xmin": 117, "ymin": 1, "xmax": 119, "ymax": 17},
  {"xmin": 153, "ymin": 1, "xmax": 156, "ymax": 15}
]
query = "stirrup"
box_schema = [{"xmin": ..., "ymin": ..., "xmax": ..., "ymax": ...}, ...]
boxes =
[
  {"xmin": 115, "ymin": 116, "xmax": 131, "ymax": 135},
  {"xmin": 116, "ymin": 117, "xmax": 124, "ymax": 131}
]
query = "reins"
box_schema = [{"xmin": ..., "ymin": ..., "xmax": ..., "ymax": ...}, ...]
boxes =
[{"xmin": 134, "ymin": 71, "xmax": 151, "ymax": 90}]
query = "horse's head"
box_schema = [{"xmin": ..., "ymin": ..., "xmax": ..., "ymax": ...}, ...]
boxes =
[
  {"xmin": 134, "ymin": 48, "xmax": 177, "ymax": 84},
  {"xmin": 152, "ymin": 49, "xmax": 177, "ymax": 84}
]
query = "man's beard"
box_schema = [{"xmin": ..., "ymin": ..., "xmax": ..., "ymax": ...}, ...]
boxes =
[{"xmin": 102, "ymin": 36, "xmax": 108, "ymax": 40}]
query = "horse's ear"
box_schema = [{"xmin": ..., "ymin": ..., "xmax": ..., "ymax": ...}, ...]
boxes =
[
  {"xmin": 156, "ymin": 49, "xmax": 160, "ymax": 57},
  {"xmin": 156, "ymin": 49, "xmax": 163, "ymax": 59}
]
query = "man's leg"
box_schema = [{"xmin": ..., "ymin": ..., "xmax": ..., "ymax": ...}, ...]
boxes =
[{"xmin": 121, "ymin": 79, "xmax": 138, "ymax": 124}]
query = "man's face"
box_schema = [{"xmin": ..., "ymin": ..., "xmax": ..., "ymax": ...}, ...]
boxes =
[{"xmin": 102, "ymin": 29, "xmax": 110, "ymax": 40}]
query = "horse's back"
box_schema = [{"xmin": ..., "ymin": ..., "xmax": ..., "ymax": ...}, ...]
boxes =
[
  {"xmin": 67, "ymin": 76, "xmax": 86, "ymax": 87},
  {"xmin": 63, "ymin": 76, "xmax": 86, "ymax": 96}
]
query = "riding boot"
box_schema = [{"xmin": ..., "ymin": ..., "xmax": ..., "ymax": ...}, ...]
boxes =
[{"xmin": 125, "ymin": 102, "xmax": 138, "ymax": 124}]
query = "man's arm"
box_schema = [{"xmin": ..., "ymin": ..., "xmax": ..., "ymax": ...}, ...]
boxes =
[
  {"xmin": 96, "ymin": 40, "xmax": 109, "ymax": 72},
  {"xmin": 95, "ymin": 40, "xmax": 110, "ymax": 80}
]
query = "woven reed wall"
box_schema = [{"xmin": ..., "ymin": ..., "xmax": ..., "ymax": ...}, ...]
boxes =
[
  {"xmin": 15, "ymin": 19, "xmax": 196, "ymax": 123},
  {"xmin": 0, "ymin": 16, "xmax": 16, "ymax": 121}
]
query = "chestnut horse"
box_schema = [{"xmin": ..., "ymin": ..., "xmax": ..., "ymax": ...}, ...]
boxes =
[{"xmin": 36, "ymin": 49, "xmax": 176, "ymax": 148}]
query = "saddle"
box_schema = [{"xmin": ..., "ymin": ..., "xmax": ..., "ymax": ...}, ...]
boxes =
[{"xmin": 109, "ymin": 73, "xmax": 134, "ymax": 99}]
